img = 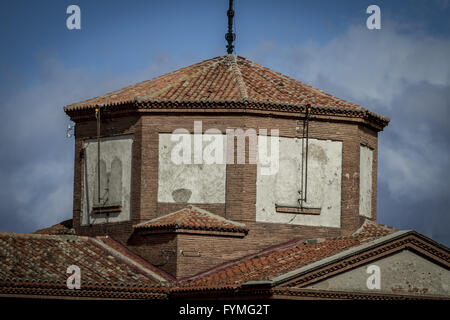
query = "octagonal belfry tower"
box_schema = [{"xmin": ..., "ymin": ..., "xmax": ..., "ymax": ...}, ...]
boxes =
[{"xmin": 64, "ymin": 54, "xmax": 389, "ymax": 278}]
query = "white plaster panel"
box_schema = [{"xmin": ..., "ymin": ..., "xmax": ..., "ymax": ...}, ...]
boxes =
[
  {"xmin": 359, "ymin": 145, "xmax": 373, "ymax": 218},
  {"xmin": 158, "ymin": 133, "xmax": 227, "ymax": 204},
  {"xmin": 256, "ymin": 137, "xmax": 342, "ymax": 227},
  {"xmin": 81, "ymin": 135, "xmax": 133, "ymax": 225}
]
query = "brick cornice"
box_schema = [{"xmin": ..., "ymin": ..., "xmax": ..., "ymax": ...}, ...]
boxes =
[{"xmin": 65, "ymin": 101, "xmax": 388, "ymax": 132}]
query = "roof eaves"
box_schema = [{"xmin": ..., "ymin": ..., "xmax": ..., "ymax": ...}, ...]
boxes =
[
  {"xmin": 241, "ymin": 280, "xmax": 274, "ymax": 288},
  {"xmin": 64, "ymin": 98, "xmax": 389, "ymax": 126}
]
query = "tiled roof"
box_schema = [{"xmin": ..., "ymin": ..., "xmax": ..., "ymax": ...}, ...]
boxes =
[
  {"xmin": 134, "ymin": 205, "xmax": 248, "ymax": 234},
  {"xmin": 64, "ymin": 55, "xmax": 388, "ymax": 123},
  {"xmin": 177, "ymin": 220, "xmax": 397, "ymax": 289},
  {"xmin": 3, "ymin": 220, "xmax": 447, "ymax": 300},
  {"xmin": 353, "ymin": 219, "xmax": 397, "ymax": 238},
  {"xmin": 34, "ymin": 219, "xmax": 75, "ymax": 235},
  {"xmin": 0, "ymin": 232, "xmax": 169, "ymax": 299},
  {"xmin": 97, "ymin": 235, "xmax": 176, "ymax": 282}
]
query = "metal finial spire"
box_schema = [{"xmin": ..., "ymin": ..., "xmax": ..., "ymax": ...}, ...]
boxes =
[{"xmin": 225, "ymin": 0, "xmax": 236, "ymax": 54}]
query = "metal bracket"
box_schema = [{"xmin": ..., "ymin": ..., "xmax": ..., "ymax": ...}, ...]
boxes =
[{"xmin": 180, "ymin": 250, "xmax": 202, "ymax": 257}]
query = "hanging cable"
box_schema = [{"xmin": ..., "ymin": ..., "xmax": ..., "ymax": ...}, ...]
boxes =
[
  {"xmin": 298, "ymin": 104, "xmax": 311, "ymax": 208},
  {"xmin": 95, "ymin": 105, "xmax": 101, "ymax": 205},
  {"xmin": 304, "ymin": 104, "xmax": 310, "ymax": 203},
  {"xmin": 96, "ymin": 105, "xmax": 109, "ymax": 236}
]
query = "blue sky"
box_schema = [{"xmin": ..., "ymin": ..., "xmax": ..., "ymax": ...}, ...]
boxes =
[{"xmin": 0, "ymin": 0, "xmax": 449, "ymax": 246}]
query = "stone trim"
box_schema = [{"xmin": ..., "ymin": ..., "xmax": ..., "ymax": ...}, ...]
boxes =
[{"xmin": 271, "ymin": 288, "xmax": 449, "ymax": 301}]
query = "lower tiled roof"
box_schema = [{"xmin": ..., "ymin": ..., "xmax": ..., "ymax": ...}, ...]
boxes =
[
  {"xmin": 3, "ymin": 219, "xmax": 426, "ymax": 299},
  {"xmin": 134, "ymin": 205, "xmax": 249, "ymax": 234},
  {"xmin": 353, "ymin": 219, "xmax": 397, "ymax": 238},
  {"xmin": 177, "ymin": 220, "xmax": 398, "ymax": 289},
  {"xmin": 34, "ymin": 219, "xmax": 75, "ymax": 235},
  {"xmin": 0, "ymin": 232, "xmax": 169, "ymax": 299}
]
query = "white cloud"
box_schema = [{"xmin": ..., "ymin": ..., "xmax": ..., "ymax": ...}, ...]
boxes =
[
  {"xmin": 245, "ymin": 22, "xmax": 450, "ymax": 223},
  {"xmin": 249, "ymin": 25, "xmax": 450, "ymax": 109},
  {"xmin": 0, "ymin": 52, "xmax": 180, "ymax": 232}
]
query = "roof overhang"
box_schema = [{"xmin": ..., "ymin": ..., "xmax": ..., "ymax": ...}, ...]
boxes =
[{"xmin": 65, "ymin": 101, "xmax": 389, "ymax": 132}]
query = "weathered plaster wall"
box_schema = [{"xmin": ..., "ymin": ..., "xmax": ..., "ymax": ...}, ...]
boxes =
[
  {"xmin": 306, "ymin": 250, "xmax": 450, "ymax": 297},
  {"xmin": 73, "ymin": 114, "xmax": 373, "ymax": 242},
  {"xmin": 158, "ymin": 133, "xmax": 227, "ymax": 204},
  {"xmin": 256, "ymin": 137, "xmax": 342, "ymax": 227},
  {"xmin": 359, "ymin": 145, "xmax": 373, "ymax": 218},
  {"xmin": 81, "ymin": 135, "xmax": 134, "ymax": 225}
]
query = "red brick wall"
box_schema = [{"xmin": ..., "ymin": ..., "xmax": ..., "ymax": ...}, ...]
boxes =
[
  {"xmin": 128, "ymin": 232, "xmax": 178, "ymax": 276},
  {"xmin": 71, "ymin": 111, "xmax": 380, "ymax": 276},
  {"xmin": 175, "ymin": 222, "xmax": 341, "ymax": 278}
]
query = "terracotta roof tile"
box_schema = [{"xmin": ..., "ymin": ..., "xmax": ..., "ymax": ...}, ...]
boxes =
[
  {"xmin": 353, "ymin": 219, "xmax": 398, "ymax": 238},
  {"xmin": 134, "ymin": 205, "xmax": 249, "ymax": 234},
  {"xmin": 34, "ymin": 219, "xmax": 75, "ymax": 235},
  {"xmin": 64, "ymin": 55, "xmax": 387, "ymax": 123},
  {"xmin": 0, "ymin": 232, "xmax": 169, "ymax": 298}
]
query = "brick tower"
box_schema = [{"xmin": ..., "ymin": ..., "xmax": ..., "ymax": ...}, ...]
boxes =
[{"xmin": 64, "ymin": 55, "xmax": 389, "ymax": 278}]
